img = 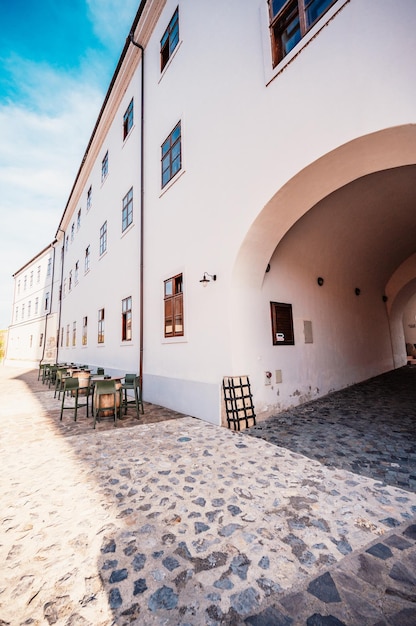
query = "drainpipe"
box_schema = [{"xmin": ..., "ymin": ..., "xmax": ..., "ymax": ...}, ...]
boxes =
[
  {"xmin": 127, "ymin": 33, "xmax": 145, "ymax": 396},
  {"xmin": 40, "ymin": 241, "xmax": 56, "ymax": 364}
]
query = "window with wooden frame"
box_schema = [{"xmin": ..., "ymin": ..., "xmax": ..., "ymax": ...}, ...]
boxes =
[
  {"xmin": 270, "ymin": 301, "xmax": 295, "ymax": 345},
  {"xmin": 98, "ymin": 308, "xmax": 105, "ymax": 344},
  {"xmin": 123, "ymin": 99, "xmax": 134, "ymax": 139},
  {"xmin": 122, "ymin": 296, "xmax": 132, "ymax": 341},
  {"xmin": 164, "ymin": 274, "xmax": 183, "ymax": 338},
  {"xmin": 72, "ymin": 321, "xmax": 76, "ymax": 347},
  {"xmin": 161, "ymin": 121, "xmax": 181, "ymax": 188},
  {"xmin": 161, "ymin": 7, "xmax": 179, "ymax": 71},
  {"xmin": 268, "ymin": 0, "xmax": 336, "ymax": 66},
  {"xmin": 82, "ymin": 316, "xmax": 88, "ymax": 346}
]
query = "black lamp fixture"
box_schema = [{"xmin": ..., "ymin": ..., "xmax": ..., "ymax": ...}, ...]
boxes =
[
  {"xmin": 200, "ymin": 272, "xmax": 217, "ymax": 287},
  {"xmin": 355, "ymin": 287, "xmax": 361, "ymax": 296},
  {"xmin": 317, "ymin": 276, "xmax": 324, "ymax": 286}
]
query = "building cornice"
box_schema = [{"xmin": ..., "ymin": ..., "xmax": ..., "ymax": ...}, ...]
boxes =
[{"xmin": 56, "ymin": 0, "xmax": 166, "ymax": 234}]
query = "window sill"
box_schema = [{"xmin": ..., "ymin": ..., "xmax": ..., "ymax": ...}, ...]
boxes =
[
  {"xmin": 121, "ymin": 222, "xmax": 135, "ymax": 238},
  {"xmin": 159, "ymin": 169, "xmax": 186, "ymax": 198},
  {"xmin": 158, "ymin": 40, "xmax": 183, "ymax": 84},
  {"xmin": 122, "ymin": 124, "xmax": 135, "ymax": 146},
  {"xmin": 161, "ymin": 336, "xmax": 187, "ymax": 345},
  {"xmin": 262, "ymin": 0, "xmax": 350, "ymax": 86}
]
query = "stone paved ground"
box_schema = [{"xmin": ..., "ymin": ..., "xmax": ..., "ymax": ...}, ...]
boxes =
[{"xmin": 1, "ymin": 365, "xmax": 416, "ymax": 625}]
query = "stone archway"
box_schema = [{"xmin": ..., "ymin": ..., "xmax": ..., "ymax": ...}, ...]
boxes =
[{"xmin": 229, "ymin": 125, "xmax": 416, "ymax": 415}]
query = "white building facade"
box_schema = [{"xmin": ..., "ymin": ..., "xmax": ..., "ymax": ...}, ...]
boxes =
[
  {"xmin": 6, "ymin": 0, "xmax": 416, "ymax": 425},
  {"xmin": 6, "ymin": 244, "xmax": 59, "ymax": 367}
]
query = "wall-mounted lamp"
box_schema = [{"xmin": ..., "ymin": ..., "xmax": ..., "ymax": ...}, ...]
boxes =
[
  {"xmin": 317, "ymin": 277, "xmax": 324, "ymax": 286},
  {"xmin": 382, "ymin": 295, "xmax": 388, "ymax": 303},
  {"xmin": 355, "ymin": 287, "xmax": 361, "ymax": 296},
  {"xmin": 200, "ymin": 272, "xmax": 217, "ymax": 287}
]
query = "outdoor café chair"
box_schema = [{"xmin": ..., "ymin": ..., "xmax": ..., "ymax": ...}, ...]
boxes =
[
  {"xmin": 93, "ymin": 379, "xmax": 121, "ymax": 429},
  {"xmin": 60, "ymin": 376, "xmax": 90, "ymax": 422},
  {"xmin": 121, "ymin": 374, "xmax": 144, "ymax": 417}
]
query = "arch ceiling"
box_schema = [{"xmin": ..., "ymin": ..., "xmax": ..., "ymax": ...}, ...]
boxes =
[{"xmin": 233, "ymin": 125, "xmax": 416, "ymax": 292}]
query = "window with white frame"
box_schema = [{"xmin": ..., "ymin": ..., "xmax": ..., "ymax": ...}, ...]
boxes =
[
  {"xmin": 268, "ymin": 0, "xmax": 337, "ymax": 66},
  {"xmin": 45, "ymin": 292, "xmax": 50, "ymax": 311},
  {"xmin": 101, "ymin": 151, "xmax": 109, "ymax": 182},
  {"xmin": 47, "ymin": 257, "xmax": 52, "ymax": 276},
  {"xmin": 28, "ymin": 301, "xmax": 31, "ymax": 317},
  {"xmin": 87, "ymin": 185, "xmax": 92, "ymax": 210},
  {"xmin": 69, "ymin": 270, "xmax": 73, "ymax": 291},
  {"xmin": 71, "ymin": 223, "xmax": 75, "ymax": 242},
  {"xmin": 84, "ymin": 245, "xmax": 90, "ymax": 273},
  {"xmin": 75, "ymin": 261, "xmax": 79, "ymax": 284},
  {"xmin": 123, "ymin": 99, "xmax": 134, "ymax": 139},
  {"xmin": 122, "ymin": 188, "xmax": 133, "ymax": 232},
  {"xmin": 66, "ymin": 324, "xmax": 70, "ymax": 347},
  {"xmin": 99, "ymin": 222, "xmax": 107, "ymax": 256},
  {"xmin": 161, "ymin": 121, "xmax": 181, "ymax": 188},
  {"xmin": 161, "ymin": 7, "xmax": 179, "ymax": 71},
  {"xmin": 21, "ymin": 304, "xmax": 25, "ymax": 319},
  {"xmin": 72, "ymin": 321, "xmax": 76, "ymax": 346},
  {"xmin": 77, "ymin": 208, "xmax": 81, "ymax": 230},
  {"xmin": 35, "ymin": 297, "xmax": 39, "ymax": 315},
  {"xmin": 37, "ymin": 265, "xmax": 41, "ymax": 282},
  {"xmin": 30, "ymin": 271, "xmax": 33, "ymax": 287}
]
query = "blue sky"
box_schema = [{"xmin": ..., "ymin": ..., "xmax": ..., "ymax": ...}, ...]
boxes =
[{"xmin": 0, "ymin": 0, "xmax": 139, "ymax": 329}]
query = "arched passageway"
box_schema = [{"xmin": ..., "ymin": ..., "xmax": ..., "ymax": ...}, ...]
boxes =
[{"xmin": 230, "ymin": 126, "xmax": 416, "ymax": 416}]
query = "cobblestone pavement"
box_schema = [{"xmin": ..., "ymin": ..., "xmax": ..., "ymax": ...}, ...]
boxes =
[{"xmin": 1, "ymin": 365, "xmax": 416, "ymax": 625}]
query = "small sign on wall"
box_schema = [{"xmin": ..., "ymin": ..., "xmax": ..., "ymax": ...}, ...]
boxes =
[
  {"xmin": 304, "ymin": 320, "xmax": 313, "ymax": 344},
  {"xmin": 276, "ymin": 332, "xmax": 285, "ymax": 342}
]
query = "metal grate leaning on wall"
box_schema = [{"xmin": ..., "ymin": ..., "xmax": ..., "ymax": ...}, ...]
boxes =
[{"xmin": 222, "ymin": 375, "xmax": 256, "ymax": 431}]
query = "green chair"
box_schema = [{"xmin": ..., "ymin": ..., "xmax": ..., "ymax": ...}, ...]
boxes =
[
  {"xmin": 54, "ymin": 367, "xmax": 69, "ymax": 399},
  {"xmin": 93, "ymin": 379, "xmax": 121, "ymax": 429},
  {"xmin": 38, "ymin": 363, "xmax": 46, "ymax": 381},
  {"xmin": 60, "ymin": 377, "xmax": 90, "ymax": 422},
  {"xmin": 121, "ymin": 374, "xmax": 144, "ymax": 417},
  {"xmin": 42, "ymin": 364, "xmax": 52, "ymax": 385},
  {"xmin": 48, "ymin": 364, "xmax": 59, "ymax": 389}
]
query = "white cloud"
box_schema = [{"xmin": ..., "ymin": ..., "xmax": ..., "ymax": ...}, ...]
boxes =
[{"xmin": 0, "ymin": 58, "xmax": 104, "ymax": 328}]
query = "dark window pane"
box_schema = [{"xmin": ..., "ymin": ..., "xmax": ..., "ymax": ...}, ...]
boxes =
[
  {"xmin": 271, "ymin": 0, "xmax": 288, "ymax": 17},
  {"xmin": 305, "ymin": 0, "xmax": 334, "ymax": 26}
]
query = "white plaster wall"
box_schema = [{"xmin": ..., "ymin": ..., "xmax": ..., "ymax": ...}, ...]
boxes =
[
  {"xmin": 6, "ymin": 247, "xmax": 57, "ymax": 366},
  {"xmin": 26, "ymin": 0, "xmax": 416, "ymax": 422},
  {"xmin": 57, "ymin": 77, "xmax": 142, "ymax": 374},
  {"xmin": 140, "ymin": 0, "xmax": 416, "ymax": 420}
]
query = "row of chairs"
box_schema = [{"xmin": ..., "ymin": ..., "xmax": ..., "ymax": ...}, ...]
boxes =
[{"xmin": 39, "ymin": 363, "xmax": 143, "ymax": 428}]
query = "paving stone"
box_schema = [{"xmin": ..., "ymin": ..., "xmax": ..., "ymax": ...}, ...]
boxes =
[
  {"xmin": 2, "ymin": 366, "xmax": 416, "ymax": 625},
  {"xmin": 307, "ymin": 572, "xmax": 342, "ymax": 603}
]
